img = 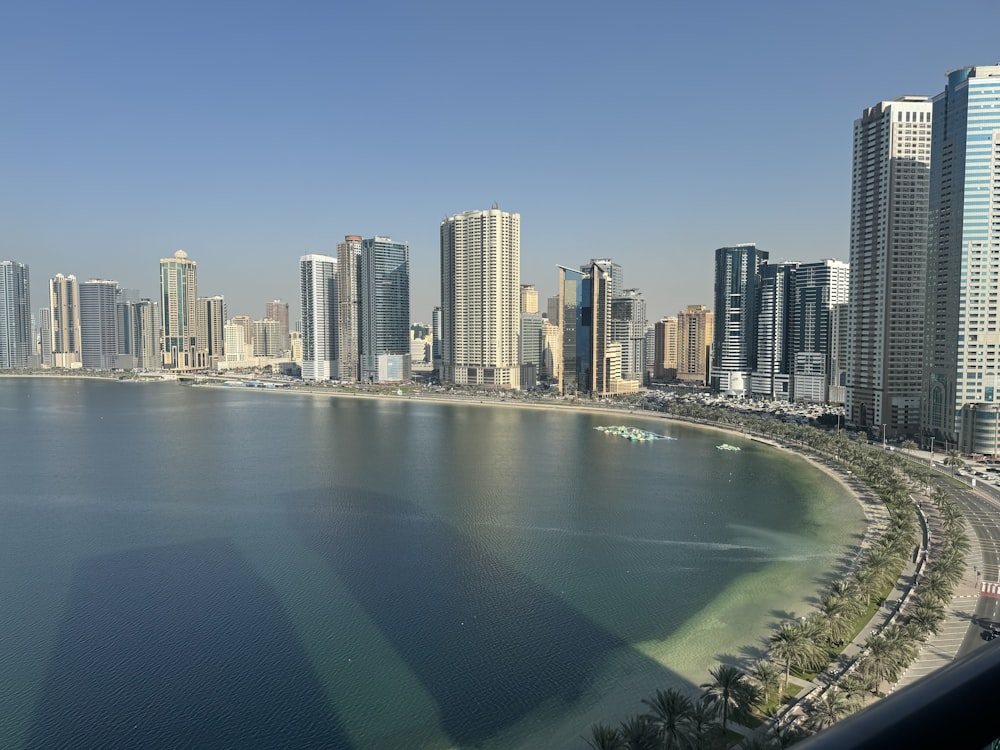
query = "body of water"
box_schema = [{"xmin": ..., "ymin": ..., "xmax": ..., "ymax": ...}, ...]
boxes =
[{"xmin": 0, "ymin": 379, "xmax": 864, "ymax": 749}]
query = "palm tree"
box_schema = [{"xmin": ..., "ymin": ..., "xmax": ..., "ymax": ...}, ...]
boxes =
[
  {"xmin": 916, "ymin": 569, "xmax": 954, "ymax": 605},
  {"xmin": 944, "ymin": 448, "xmax": 965, "ymax": 475},
  {"xmin": 805, "ymin": 687, "xmax": 858, "ymax": 731},
  {"xmin": 700, "ymin": 664, "xmax": 751, "ymax": 731},
  {"xmin": 618, "ymin": 714, "xmax": 657, "ymax": 750},
  {"xmin": 858, "ymin": 629, "xmax": 911, "ymax": 692},
  {"xmin": 687, "ymin": 696, "xmax": 719, "ymax": 747},
  {"xmin": 769, "ymin": 622, "xmax": 824, "ymax": 692},
  {"xmin": 748, "ymin": 659, "xmax": 782, "ymax": 707},
  {"xmin": 586, "ymin": 722, "xmax": 626, "ymax": 750},
  {"xmin": 641, "ymin": 687, "xmax": 694, "ymax": 750},
  {"xmin": 907, "ymin": 600, "xmax": 946, "ymax": 639}
]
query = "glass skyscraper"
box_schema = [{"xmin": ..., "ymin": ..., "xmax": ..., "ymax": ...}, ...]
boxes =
[
  {"xmin": 922, "ymin": 65, "xmax": 1000, "ymax": 451},
  {"xmin": 0, "ymin": 260, "xmax": 31, "ymax": 369},
  {"xmin": 360, "ymin": 236, "xmax": 410, "ymax": 383},
  {"xmin": 712, "ymin": 244, "xmax": 768, "ymax": 395}
]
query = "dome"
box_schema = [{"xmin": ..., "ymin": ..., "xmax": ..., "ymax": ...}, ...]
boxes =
[{"xmin": 174, "ymin": 249, "xmax": 188, "ymax": 259}]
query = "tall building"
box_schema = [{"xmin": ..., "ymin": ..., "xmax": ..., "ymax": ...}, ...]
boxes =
[
  {"xmin": 253, "ymin": 318, "xmax": 282, "ymax": 357},
  {"xmin": 196, "ymin": 295, "xmax": 226, "ymax": 369},
  {"xmin": 541, "ymin": 317, "xmax": 561, "ymax": 382},
  {"xmin": 38, "ymin": 308, "xmax": 53, "ymax": 367},
  {"xmin": 610, "ymin": 289, "xmax": 647, "ymax": 383},
  {"xmin": 265, "ymin": 300, "xmax": 290, "ymax": 352},
  {"xmin": 923, "ymin": 65, "xmax": 1000, "ymax": 452},
  {"xmin": 520, "ymin": 311, "xmax": 543, "ymax": 388},
  {"xmin": 712, "ymin": 244, "xmax": 768, "ymax": 395},
  {"xmin": 582, "ymin": 259, "xmax": 623, "ymax": 300},
  {"xmin": 300, "ymin": 253, "xmax": 338, "ymax": 381},
  {"xmin": 557, "ymin": 266, "xmax": 584, "ymax": 395},
  {"xmin": 337, "ymin": 235, "xmax": 362, "ymax": 382},
  {"xmin": 360, "ymin": 236, "xmax": 411, "ymax": 383},
  {"xmin": 160, "ymin": 250, "xmax": 198, "ymax": 370},
  {"xmin": 520, "ymin": 284, "xmax": 538, "ymax": 314},
  {"xmin": 794, "ymin": 259, "xmax": 850, "ymax": 403},
  {"xmin": 654, "ymin": 316, "xmax": 678, "ymax": 381},
  {"xmin": 48, "ymin": 273, "xmax": 81, "ymax": 368},
  {"xmin": 127, "ymin": 299, "xmax": 159, "ymax": 370},
  {"xmin": 230, "ymin": 315, "xmax": 254, "ymax": 353},
  {"xmin": 677, "ymin": 305, "xmax": 714, "ymax": 386},
  {"xmin": 440, "ymin": 208, "xmax": 520, "ymax": 389},
  {"xmin": 0, "ymin": 260, "xmax": 31, "ymax": 369},
  {"xmin": 847, "ymin": 96, "xmax": 932, "ymax": 437},
  {"xmin": 79, "ymin": 279, "xmax": 120, "ymax": 370},
  {"xmin": 751, "ymin": 262, "xmax": 797, "ymax": 400},
  {"xmin": 431, "ymin": 305, "xmax": 442, "ymax": 378},
  {"xmin": 557, "ymin": 262, "xmax": 638, "ymax": 396}
]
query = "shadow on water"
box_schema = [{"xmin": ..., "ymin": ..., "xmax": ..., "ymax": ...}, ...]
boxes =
[
  {"xmin": 24, "ymin": 539, "xmax": 351, "ymax": 750},
  {"xmin": 283, "ymin": 485, "xmax": 687, "ymax": 747}
]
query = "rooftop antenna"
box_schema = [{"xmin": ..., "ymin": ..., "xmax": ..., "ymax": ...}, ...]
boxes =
[{"xmin": 492, "ymin": 200, "xmax": 499, "ymax": 210}]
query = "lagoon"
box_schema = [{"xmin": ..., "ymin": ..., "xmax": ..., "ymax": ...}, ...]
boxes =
[{"xmin": 0, "ymin": 378, "xmax": 864, "ymax": 749}]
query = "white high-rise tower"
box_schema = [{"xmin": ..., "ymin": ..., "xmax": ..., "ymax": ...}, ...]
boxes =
[
  {"xmin": 300, "ymin": 254, "xmax": 337, "ymax": 381},
  {"xmin": 847, "ymin": 96, "xmax": 932, "ymax": 438},
  {"xmin": 440, "ymin": 208, "xmax": 520, "ymax": 389}
]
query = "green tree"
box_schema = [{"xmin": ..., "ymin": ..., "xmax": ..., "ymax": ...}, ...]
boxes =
[
  {"xmin": 943, "ymin": 449, "xmax": 965, "ymax": 475},
  {"xmin": 586, "ymin": 722, "xmax": 625, "ymax": 750},
  {"xmin": 805, "ymin": 687, "xmax": 858, "ymax": 731},
  {"xmin": 700, "ymin": 664, "xmax": 751, "ymax": 731},
  {"xmin": 618, "ymin": 715, "xmax": 657, "ymax": 750},
  {"xmin": 641, "ymin": 688, "xmax": 694, "ymax": 750},
  {"xmin": 748, "ymin": 659, "xmax": 782, "ymax": 707},
  {"xmin": 769, "ymin": 622, "xmax": 824, "ymax": 692}
]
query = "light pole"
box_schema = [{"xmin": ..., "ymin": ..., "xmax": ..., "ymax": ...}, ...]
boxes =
[
  {"xmin": 930, "ymin": 436, "xmax": 935, "ymax": 466},
  {"xmin": 882, "ymin": 424, "xmax": 887, "ymax": 450}
]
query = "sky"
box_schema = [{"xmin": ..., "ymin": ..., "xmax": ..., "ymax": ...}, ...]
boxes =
[{"xmin": 3, "ymin": 0, "xmax": 998, "ymax": 326}]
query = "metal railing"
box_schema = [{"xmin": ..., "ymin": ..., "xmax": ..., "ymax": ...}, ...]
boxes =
[{"xmin": 795, "ymin": 641, "xmax": 1000, "ymax": 749}]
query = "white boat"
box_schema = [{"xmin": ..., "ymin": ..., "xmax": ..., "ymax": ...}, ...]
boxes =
[{"xmin": 716, "ymin": 443, "xmax": 741, "ymax": 451}]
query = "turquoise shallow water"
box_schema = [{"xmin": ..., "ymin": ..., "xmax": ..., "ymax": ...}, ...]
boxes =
[{"xmin": 0, "ymin": 379, "xmax": 864, "ymax": 749}]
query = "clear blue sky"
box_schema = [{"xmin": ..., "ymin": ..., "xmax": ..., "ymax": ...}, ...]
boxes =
[{"xmin": 3, "ymin": 0, "xmax": 997, "ymax": 325}]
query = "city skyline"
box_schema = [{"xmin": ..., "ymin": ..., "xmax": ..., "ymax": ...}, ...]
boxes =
[{"xmin": 4, "ymin": 2, "xmax": 997, "ymax": 324}]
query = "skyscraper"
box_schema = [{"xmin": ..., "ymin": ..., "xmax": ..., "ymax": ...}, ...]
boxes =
[
  {"xmin": 794, "ymin": 259, "xmax": 850, "ymax": 403},
  {"xmin": 923, "ymin": 65, "xmax": 1000, "ymax": 452},
  {"xmin": 0, "ymin": 260, "xmax": 31, "ymax": 369},
  {"xmin": 677, "ymin": 305, "xmax": 714, "ymax": 386},
  {"xmin": 751, "ymin": 262, "xmax": 797, "ymax": 400},
  {"xmin": 360, "ymin": 236, "xmax": 410, "ymax": 383},
  {"xmin": 337, "ymin": 235, "xmax": 362, "ymax": 382},
  {"xmin": 610, "ymin": 289, "xmax": 647, "ymax": 383},
  {"xmin": 300, "ymin": 253, "xmax": 337, "ymax": 381},
  {"xmin": 265, "ymin": 300, "xmax": 290, "ymax": 352},
  {"xmin": 79, "ymin": 279, "xmax": 120, "ymax": 370},
  {"xmin": 847, "ymin": 96, "xmax": 932, "ymax": 437},
  {"xmin": 48, "ymin": 273, "xmax": 81, "ymax": 368},
  {"xmin": 197, "ymin": 295, "xmax": 226, "ymax": 369},
  {"xmin": 253, "ymin": 318, "xmax": 282, "ymax": 357},
  {"xmin": 440, "ymin": 208, "xmax": 520, "ymax": 389},
  {"xmin": 160, "ymin": 250, "xmax": 198, "ymax": 370},
  {"xmin": 654, "ymin": 316, "xmax": 678, "ymax": 381},
  {"xmin": 557, "ymin": 262, "xmax": 638, "ymax": 396},
  {"xmin": 712, "ymin": 244, "xmax": 768, "ymax": 395},
  {"xmin": 520, "ymin": 284, "xmax": 538, "ymax": 314}
]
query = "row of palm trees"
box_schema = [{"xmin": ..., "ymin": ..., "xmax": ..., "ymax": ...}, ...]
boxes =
[{"xmin": 582, "ymin": 399, "xmax": 970, "ymax": 748}]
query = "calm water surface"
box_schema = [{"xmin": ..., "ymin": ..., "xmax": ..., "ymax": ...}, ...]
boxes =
[{"xmin": 0, "ymin": 379, "xmax": 864, "ymax": 749}]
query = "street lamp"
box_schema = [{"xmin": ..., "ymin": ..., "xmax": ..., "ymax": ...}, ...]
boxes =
[
  {"xmin": 882, "ymin": 424, "xmax": 887, "ymax": 450},
  {"xmin": 930, "ymin": 436, "xmax": 935, "ymax": 466}
]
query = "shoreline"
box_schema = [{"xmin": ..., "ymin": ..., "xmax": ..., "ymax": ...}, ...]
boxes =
[
  {"xmin": 3, "ymin": 370, "xmax": 877, "ymax": 574},
  {"xmin": 5, "ymin": 372, "xmax": 878, "ymax": 745}
]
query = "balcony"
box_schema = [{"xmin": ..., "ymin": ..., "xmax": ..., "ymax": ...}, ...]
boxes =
[{"xmin": 795, "ymin": 642, "xmax": 1000, "ymax": 749}]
